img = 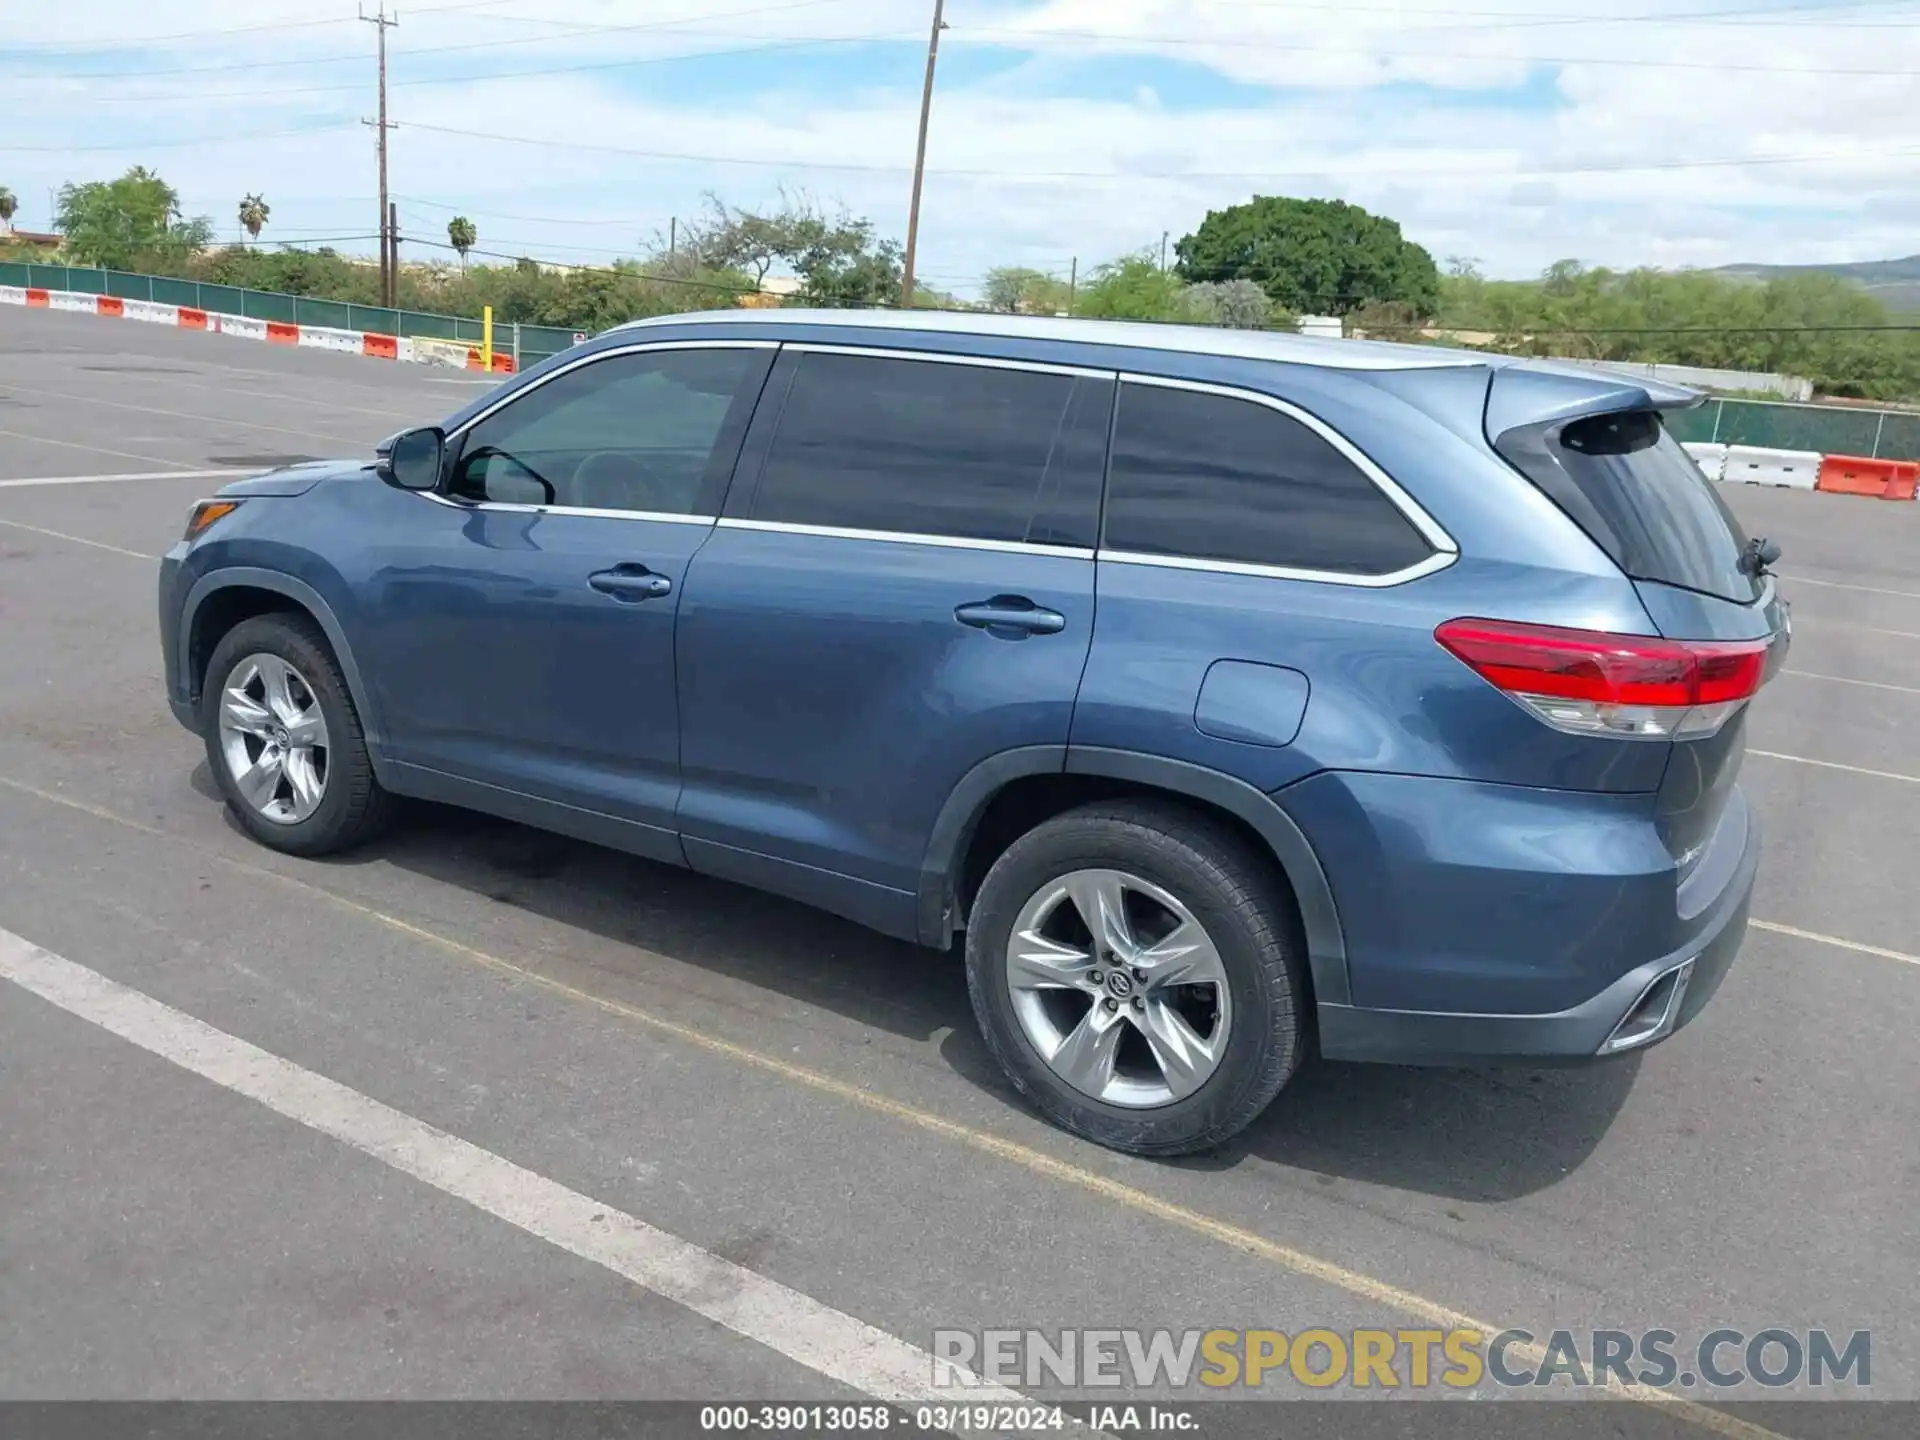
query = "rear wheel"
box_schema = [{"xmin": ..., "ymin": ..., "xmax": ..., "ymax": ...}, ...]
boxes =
[
  {"xmin": 201, "ymin": 614, "xmax": 394, "ymax": 855},
  {"xmin": 965, "ymin": 800, "xmax": 1308, "ymax": 1155}
]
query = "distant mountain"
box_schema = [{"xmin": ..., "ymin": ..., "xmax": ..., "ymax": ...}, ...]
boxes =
[{"xmin": 1710, "ymin": 255, "xmax": 1920, "ymax": 313}]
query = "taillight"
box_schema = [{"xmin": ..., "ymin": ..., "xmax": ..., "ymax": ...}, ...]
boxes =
[{"xmin": 1434, "ymin": 618, "xmax": 1771, "ymax": 740}]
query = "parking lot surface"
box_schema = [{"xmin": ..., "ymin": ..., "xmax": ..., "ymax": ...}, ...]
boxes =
[{"xmin": 2, "ymin": 304, "xmax": 1915, "ymax": 1429}]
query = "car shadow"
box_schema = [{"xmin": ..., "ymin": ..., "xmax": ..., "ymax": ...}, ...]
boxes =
[{"xmin": 202, "ymin": 776, "xmax": 1638, "ymax": 1202}]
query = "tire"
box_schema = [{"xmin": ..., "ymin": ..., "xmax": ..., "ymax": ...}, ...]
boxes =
[
  {"xmin": 200, "ymin": 613, "xmax": 395, "ymax": 856},
  {"xmin": 965, "ymin": 799, "xmax": 1308, "ymax": 1156}
]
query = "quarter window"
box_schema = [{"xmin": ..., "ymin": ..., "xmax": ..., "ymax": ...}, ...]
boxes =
[
  {"xmin": 1103, "ymin": 382, "xmax": 1434, "ymax": 576},
  {"xmin": 744, "ymin": 351, "xmax": 1111, "ymax": 548},
  {"xmin": 448, "ymin": 347, "xmax": 767, "ymax": 514}
]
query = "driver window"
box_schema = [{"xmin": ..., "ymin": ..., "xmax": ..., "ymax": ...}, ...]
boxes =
[{"xmin": 446, "ymin": 346, "xmax": 766, "ymax": 515}]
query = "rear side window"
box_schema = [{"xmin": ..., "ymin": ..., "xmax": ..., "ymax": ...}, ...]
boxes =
[
  {"xmin": 1495, "ymin": 409, "xmax": 1759, "ymax": 603},
  {"xmin": 1103, "ymin": 382, "xmax": 1435, "ymax": 576},
  {"xmin": 744, "ymin": 351, "xmax": 1111, "ymax": 548}
]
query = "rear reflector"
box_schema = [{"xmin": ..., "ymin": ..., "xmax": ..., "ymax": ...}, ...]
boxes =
[{"xmin": 1435, "ymin": 618, "xmax": 1771, "ymax": 740}]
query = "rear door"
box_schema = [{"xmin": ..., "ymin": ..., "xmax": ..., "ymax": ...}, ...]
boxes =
[
  {"xmin": 674, "ymin": 346, "xmax": 1112, "ymax": 935},
  {"xmin": 1491, "ymin": 404, "xmax": 1790, "ymax": 877}
]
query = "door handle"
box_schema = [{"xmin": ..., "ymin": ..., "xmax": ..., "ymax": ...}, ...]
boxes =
[
  {"xmin": 588, "ymin": 565, "xmax": 674, "ymax": 603},
  {"xmin": 954, "ymin": 596, "xmax": 1067, "ymax": 636}
]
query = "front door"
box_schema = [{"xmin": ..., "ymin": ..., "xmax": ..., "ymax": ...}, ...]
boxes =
[
  {"xmin": 360, "ymin": 341, "xmax": 774, "ymax": 858},
  {"xmin": 674, "ymin": 346, "xmax": 1112, "ymax": 935}
]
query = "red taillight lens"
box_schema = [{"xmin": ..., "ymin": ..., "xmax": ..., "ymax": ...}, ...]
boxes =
[{"xmin": 1435, "ymin": 618, "xmax": 1770, "ymax": 740}]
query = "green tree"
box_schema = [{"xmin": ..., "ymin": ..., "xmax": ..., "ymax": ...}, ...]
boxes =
[
  {"xmin": 0, "ymin": 187, "xmax": 16, "ymax": 232},
  {"xmin": 237, "ymin": 192, "xmax": 269, "ymax": 244},
  {"xmin": 1175, "ymin": 196, "xmax": 1440, "ymax": 317},
  {"xmin": 56, "ymin": 167, "xmax": 212, "ymax": 269},
  {"xmin": 685, "ymin": 193, "xmax": 902, "ymax": 306},
  {"xmin": 1074, "ymin": 253, "xmax": 1196, "ymax": 321},
  {"xmin": 982, "ymin": 265, "xmax": 1070, "ymax": 315},
  {"xmin": 447, "ymin": 215, "xmax": 477, "ymax": 271}
]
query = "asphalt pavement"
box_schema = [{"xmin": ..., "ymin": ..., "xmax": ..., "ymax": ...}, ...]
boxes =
[{"xmin": 1, "ymin": 303, "xmax": 1914, "ymax": 1433}]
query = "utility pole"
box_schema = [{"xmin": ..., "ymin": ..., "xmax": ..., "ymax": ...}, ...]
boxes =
[
  {"xmin": 1067, "ymin": 257, "xmax": 1077, "ymax": 316},
  {"xmin": 361, "ymin": 4, "xmax": 399, "ymax": 307},
  {"xmin": 899, "ymin": 0, "xmax": 946, "ymax": 309},
  {"xmin": 1160, "ymin": 230, "xmax": 1169, "ymax": 272},
  {"xmin": 388, "ymin": 202, "xmax": 401, "ymax": 304}
]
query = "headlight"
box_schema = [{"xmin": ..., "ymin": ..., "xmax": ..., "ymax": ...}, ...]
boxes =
[{"xmin": 183, "ymin": 499, "xmax": 243, "ymax": 540}]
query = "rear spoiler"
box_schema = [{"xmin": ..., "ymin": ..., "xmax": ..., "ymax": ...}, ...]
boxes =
[{"xmin": 1484, "ymin": 361, "xmax": 1703, "ymax": 446}]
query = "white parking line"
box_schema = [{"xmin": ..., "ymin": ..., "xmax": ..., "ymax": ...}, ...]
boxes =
[
  {"xmin": 1780, "ymin": 669, "xmax": 1920, "ymax": 697},
  {"xmin": 0, "ymin": 927, "xmax": 1018, "ymax": 1411},
  {"xmin": 0, "ymin": 469, "xmax": 244, "ymax": 489},
  {"xmin": 1749, "ymin": 749, "xmax": 1920, "ymax": 785},
  {"xmin": 1781, "ymin": 574, "xmax": 1920, "ymax": 601}
]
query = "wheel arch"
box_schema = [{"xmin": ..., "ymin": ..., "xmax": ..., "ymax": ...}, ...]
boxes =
[
  {"xmin": 918, "ymin": 746, "xmax": 1350, "ymax": 1006},
  {"xmin": 181, "ymin": 568, "xmax": 389, "ymax": 762}
]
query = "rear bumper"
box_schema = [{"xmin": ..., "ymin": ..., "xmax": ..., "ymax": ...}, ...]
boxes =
[{"xmin": 1316, "ymin": 793, "xmax": 1757, "ymax": 1066}]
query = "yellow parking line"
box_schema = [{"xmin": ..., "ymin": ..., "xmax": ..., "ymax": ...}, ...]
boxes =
[
  {"xmin": 0, "ymin": 517, "xmax": 154, "ymax": 561},
  {"xmin": 1751, "ymin": 920, "xmax": 1920, "ymax": 969},
  {"xmin": 0, "ymin": 773, "xmax": 1793, "ymax": 1438}
]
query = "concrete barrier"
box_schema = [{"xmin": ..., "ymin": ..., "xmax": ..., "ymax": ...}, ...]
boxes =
[
  {"xmin": 1722, "ymin": 445, "xmax": 1821, "ymax": 489},
  {"xmin": 1683, "ymin": 442, "xmax": 1729, "ymax": 482}
]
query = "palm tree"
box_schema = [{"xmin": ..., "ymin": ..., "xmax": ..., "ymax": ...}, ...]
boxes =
[
  {"xmin": 447, "ymin": 215, "xmax": 477, "ymax": 272},
  {"xmin": 238, "ymin": 193, "xmax": 269, "ymax": 245},
  {"xmin": 0, "ymin": 187, "xmax": 17, "ymax": 233}
]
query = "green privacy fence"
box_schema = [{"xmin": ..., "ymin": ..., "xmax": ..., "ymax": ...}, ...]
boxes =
[
  {"xmin": 0, "ymin": 262, "xmax": 581, "ymax": 368},
  {"xmin": 1665, "ymin": 397, "xmax": 1920, "ymax": 461}
]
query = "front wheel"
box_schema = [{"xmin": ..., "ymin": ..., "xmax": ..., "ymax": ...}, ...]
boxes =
[
  {"xmin": 200, "ymin": 614, "xmax": 395, "ymax": 856},
  {"xmin": 965, "ymin": 800, "xmax": 1308, "ymax": 1156}
]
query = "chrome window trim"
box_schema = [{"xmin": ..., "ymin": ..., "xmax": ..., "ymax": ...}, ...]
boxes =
[
  {"xmin": 421, "ymin": 492, "xmax": 716, "ymax": 526},
  {"xmin": 445, "ymin": 338, "xmax": 780, "ymax": 443},
  {"xmin": 1095, "ymin": 547, "xmax": 1457, "ymax": 588},
  {"xmin": 427, "ymin": 338, "xmax": 776, "ymax": 520},
  {"xmin": 785, "ymin": 342, "xmax": 1116, "ymax": 382},
  {"xmin": 1111, "ymin": 372, "xmax": 1461, "ymax": 585},
  {"xmin": 717, "ymin": 517, "xmax": 1093, "ymax": 561}
]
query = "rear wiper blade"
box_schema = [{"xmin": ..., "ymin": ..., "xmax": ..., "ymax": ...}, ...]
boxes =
[{"xmin": 1738, "ymin": 536, "xmax": 1781, "ymax": 577}]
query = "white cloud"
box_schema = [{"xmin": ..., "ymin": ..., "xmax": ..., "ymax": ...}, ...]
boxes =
[{"xmin": 5, "ymin": 0, "xmax": 1919, "ymax": 293}]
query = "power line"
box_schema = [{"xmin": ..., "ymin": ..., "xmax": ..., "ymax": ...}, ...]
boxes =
[
  {"xmin": 3, "ymin": 0, "xmax": 872, "ymax": 81},
  {"xmin": 8, "ymin": 122, "xmax": 355, "ymax": 152},
  {"xmin": 396, "ymin": 121, "xmax": 1920, "ymax": 182}
]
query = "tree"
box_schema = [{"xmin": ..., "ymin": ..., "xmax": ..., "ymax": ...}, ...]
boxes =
[
  {"xmin": 56, "ymin": 167, "xmax": 213, "ymax": 269},
  {"xmin": 982, "ymin": 266, "xmax": 1070, "ymax": 315},
  {"xmin": 237, "ymin": 193, "xmax": 269, "ymax": 245},
  {"xmin": 447, "ymin": 215, "xmax": 477, "ymax": 271},
  {"xmin": 1180, "ymin": 279, "xmax": 1274, "ymax": 329},
  {"xmin": 1175, "ymin": 196, "xmax": 1440, "ymax": 318},
  {"xmin": 1073, "ymin": 253, "xmax": 1195, "ymax": 322},
  {"xmin": 684, "ymin": 192, "xmax": 903, "ymax": 307},
  {"xmin": 0, "ymin": 188, "xmax": 16, "ymax": 232}
]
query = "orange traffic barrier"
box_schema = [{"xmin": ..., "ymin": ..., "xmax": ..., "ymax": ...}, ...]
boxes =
[
  {"xmin": 1815, "ymin": 454, "xmax": 1920, "ymax": 501},
  {"xmin": 464, "ymin": 348, "xmax": 515, "ymax": 373},
  {"xmin": 96, "ymin": 295, "xmax": 124, "ymax": 317},
  {"xmin": 177, "ymin": 307, "xmax": 208, "ymax": 330},
  {"xmin": 265, "ymin": 321, "xmax": 300, "ymax": 345},
  {"xmin": 362, "ymin": 332, "xmax": 399, "ymax": 359},
  {"xmin": 25, "ymin": 288, "xmax": 48, "ymax": 307}
]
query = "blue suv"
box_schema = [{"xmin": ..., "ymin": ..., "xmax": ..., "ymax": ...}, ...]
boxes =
[{"xmin": 159, "ymin": 310, "xmax": 1785, "ymax": 1155}]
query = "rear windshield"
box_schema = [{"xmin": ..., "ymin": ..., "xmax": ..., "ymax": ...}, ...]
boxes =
[{"xmin": 1495, "ymin": 409, "xmax": 1760, "ymax": 604}]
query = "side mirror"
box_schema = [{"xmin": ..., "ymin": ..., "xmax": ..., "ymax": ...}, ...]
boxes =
[{"xmin": 377, "ymin": 426, "xmax": 446, "ymax": 491}]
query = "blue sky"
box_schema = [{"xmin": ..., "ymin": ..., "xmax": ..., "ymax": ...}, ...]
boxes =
[{"xmin": 5, "ymin": 0, "xmax": 1918, "ymax": 295}]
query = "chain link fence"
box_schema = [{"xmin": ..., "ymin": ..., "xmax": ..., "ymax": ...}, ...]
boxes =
[
  {"xmin": 0, "ymin": 262, "xmax": 581, "ymax": 368},
  {"xmin": 1660, "ymin": 398, "xmax": 1920, "ymax": 461}
]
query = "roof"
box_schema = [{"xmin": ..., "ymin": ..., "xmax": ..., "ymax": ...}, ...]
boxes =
[{"xmin": 611, "ymin": 307, "xmax": 1491, "ymax": 373}]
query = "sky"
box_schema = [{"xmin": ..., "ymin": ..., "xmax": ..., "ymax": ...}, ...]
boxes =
[{"xmin": 6, "ymin": 0, "xmax": 1920, "ymax": 297}]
